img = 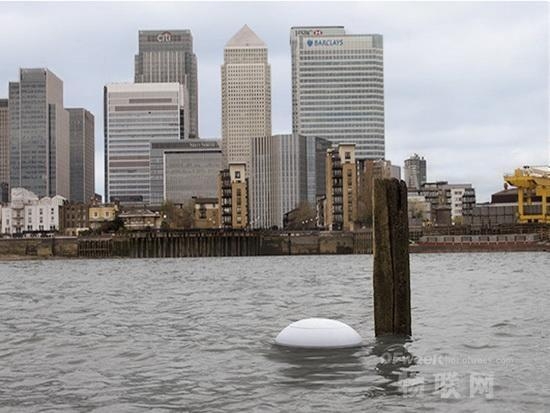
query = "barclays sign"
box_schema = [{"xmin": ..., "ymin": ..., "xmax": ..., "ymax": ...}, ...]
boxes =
[{"xmin": 306, "ymin": 38, "xmax": 344, "ymax": 47}]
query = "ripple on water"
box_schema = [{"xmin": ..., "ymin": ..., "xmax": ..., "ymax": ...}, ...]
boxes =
[{"xmin": 0, "ymin": 253, "xmax": 548, "ymax": 412}]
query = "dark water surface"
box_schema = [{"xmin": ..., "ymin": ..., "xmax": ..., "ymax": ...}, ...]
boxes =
[{"xmin": 0, "ymin": 253, "xmax": 548, "ymax": 412}]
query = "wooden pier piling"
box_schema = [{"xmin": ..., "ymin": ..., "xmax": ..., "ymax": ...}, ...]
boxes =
[{"xmin": 373, "ymin": 178, "xmax": 412, "ymax": 336}]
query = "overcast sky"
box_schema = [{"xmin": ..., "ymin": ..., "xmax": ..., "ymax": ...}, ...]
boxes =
[{"xmin": 0, "ymin": 1, "xmax": 548, "ymax": 202}]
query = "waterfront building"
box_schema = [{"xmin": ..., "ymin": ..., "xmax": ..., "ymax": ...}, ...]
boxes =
[
  {"xmin": 410, "ymin": 181, "xmax": 476, "ymax": 225},
  {"xmin": 67, "ymin": 108, "xmax": 95, "ymax": 203},
  {"xmin": 404, "ymin": 154, "xmax": 427, "ymax": 189},
  {"xmin": 9, "ymin": 68, "xmax": 69, "ymax": 198},
  {"xmin": 149, "ymin": 140, "xmax": 222, "ymax": 206},
  {"xmin": 193, "ymin": 197, "xmax": 220, "ymax": 229},
  {"xmin": 88, "ymin": 200, "xmax": 119, "ymax": 230},
  {"xmin": 59, "ymin": 202, "xmax": 90, "ymax": 235},
  {"xmin": 119, "ymin": 208, "xmax": 162, "ymax": 230},
  {"xmin": 221, "ymin": 25, "xmax": 271, "ymax": 168},
  {"xmin": 0, "ymin": 99, "xmax": 8, "ymax": 199},
  {"xmin": 249, "ymin": 134, "xmax": 330, "ymax": 228},
  {"xmin": 135, "ymin": 30, "xmax": 199, "ymax": 139},
  {"xmin": 291, "ymin": 26, "xmax": 384, "ymax": 160},
  {"xmin": 104, "ymin": 83, "xmax": 187, "ymax": 205},
  {"xmin": 448, "ymin": 185, "xmax": 475, "ymax": 223},
  {"xmin": 0, "ymin": 187, "xmax": 65, "ymax": 235},
  {"xmin": 218, "ymin": 163, "xmax": 248, "ymax": 229},
  {"xmin": 324, "ymin": 144, "xmax": 358, "ymax": 231}
]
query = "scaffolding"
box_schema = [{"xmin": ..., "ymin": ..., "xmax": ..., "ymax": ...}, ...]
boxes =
[{"xmin": 504, "ymin": 166, "xmax": 550, "ymax": 223}]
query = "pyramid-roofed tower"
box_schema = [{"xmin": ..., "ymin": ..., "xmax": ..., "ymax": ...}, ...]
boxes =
[{"xmin": 225, "ymin": 24, "xmax": 266, "ymax": 48}]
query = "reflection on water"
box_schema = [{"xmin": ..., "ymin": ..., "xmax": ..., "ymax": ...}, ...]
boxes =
[
  {"xmin": 0, "ymin": 253, "xmax": 548, "ymax": 411},
  {"xmin": 267, "ymin": 345, "xmax": 366, "ymax": 387}
]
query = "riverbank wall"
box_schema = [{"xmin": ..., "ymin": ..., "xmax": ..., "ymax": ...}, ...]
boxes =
[
  {"xmin": 1, "ymin": 225, "xmax": 548, "ymax": 259},
  {"xmin": 0, "ymin": 230, "xmax": 372, "ymax": 259}
]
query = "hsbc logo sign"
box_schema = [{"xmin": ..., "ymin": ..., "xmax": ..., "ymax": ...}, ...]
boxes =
[{"xmin": 295, "ymin": 29, "xmax": 324, "ymax": 36}]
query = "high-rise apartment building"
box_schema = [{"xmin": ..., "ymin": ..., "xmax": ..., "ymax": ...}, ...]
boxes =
[
  {"xmin": 9, "ymin": 68, "xmax": 70, "ymax": 198},
  {"xmin": 325, "ymin": 144, "xmax": 358, "ymax": 231},
  {"xmin": 218, "ymin": 163, "xmax": 249, "ymax": 229},
  {"xmin": 291, "ymin": 26, "xmax": 384, "ymax": 160},
  {"xmin": 67, "ymin": 108, "xmax": 95, "ymax": 203},
  {"xmin": 222, "ymin": 25, "xmax": 271, "ymax": 168},
  {"xmin": 404, "ymin": 153, "xmax": 427, "ymax": 189},
  {"xmin": 249, "ymin": 134, "xmax": 330, "ymax": 228},
  {"xmin": 0, "ymin": 99, "xmax": 8, "ymax": 199},
  {"xmin": 104, "ymin": 83, "xmax": 187, "ymax": 205},
  {"xmin": 135, "ymin": 30, "xmax": 199, "ymax": 139}
]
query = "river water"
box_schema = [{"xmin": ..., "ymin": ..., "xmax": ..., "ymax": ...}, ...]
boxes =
[{"xmin": 0, "ymin": 253, "xmax": 548, "ymax": 412}]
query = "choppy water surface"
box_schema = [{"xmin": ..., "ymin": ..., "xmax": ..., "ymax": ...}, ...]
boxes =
[{"xmin": 0, "ymin": 253, "xmax": 549, "ymax": 412}]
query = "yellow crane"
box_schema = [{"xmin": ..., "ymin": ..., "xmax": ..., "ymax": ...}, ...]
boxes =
[{"xmin": 504, "ymin": 166, "xmax": 550, "ymax": 223}]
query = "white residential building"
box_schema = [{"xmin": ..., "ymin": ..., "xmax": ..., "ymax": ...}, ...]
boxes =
[
  {"xmin": 104, "ymin": 82, "xmax": 188, "ymax": 205},
  {"xmin": 221, "ymin": 25, "xmax": 271, "ymax": 169},
  {"xmin": 1, "ymin": 187, "xmax": 65, "ymax": 235}
]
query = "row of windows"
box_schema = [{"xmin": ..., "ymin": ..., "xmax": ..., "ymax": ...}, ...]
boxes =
[
  {"xmin": 299, "ymin": 101, "xmax": 383, "ymax": 108},
  {"xmin": 299, "ymin": 67, "xmax": 383, "ymax": 73},
  {"xmin": 298, "ymin": 59, "xmax": 382, "ymax": 66},
  {"xmin": 301, "ymin": 127, "xmax": 385, "ymax": 133}
]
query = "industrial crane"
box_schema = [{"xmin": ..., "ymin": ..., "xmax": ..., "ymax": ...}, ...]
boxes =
[{"xmin": 504, "ymin": 166, "xmax": 550, "ymax": 223}]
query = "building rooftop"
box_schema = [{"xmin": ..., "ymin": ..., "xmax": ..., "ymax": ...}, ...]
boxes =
[
  {"xmin": 225, "ymin": 25, "xmax": 266, "ymax": 48},
  {"xmin": 105, "ymin": 82, "xmax": 181, "ymax": 91}
]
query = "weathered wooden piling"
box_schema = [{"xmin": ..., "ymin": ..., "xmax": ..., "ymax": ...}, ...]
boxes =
[{"xmin": 373, "ymin": 178, "xmax": 411, "ymax": 336}]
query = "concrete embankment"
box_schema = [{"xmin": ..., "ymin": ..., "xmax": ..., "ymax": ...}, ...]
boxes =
[
  {"xmin": 0, "ymin": 230, "xmax": 372, "ymax": 260},
  {"xmin": 1, "ymin": 229, "xmax": 548, "ymax": 260}
]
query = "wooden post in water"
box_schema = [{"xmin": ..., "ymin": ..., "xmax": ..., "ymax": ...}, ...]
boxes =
[{"xmin": 373, "ymin": 178, "xmax": 411, "ymax": 336}]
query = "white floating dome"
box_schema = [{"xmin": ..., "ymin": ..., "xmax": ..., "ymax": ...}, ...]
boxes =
[{"xmin": 275, "ymin": 318, "xmax": 362, "ymax": 349}]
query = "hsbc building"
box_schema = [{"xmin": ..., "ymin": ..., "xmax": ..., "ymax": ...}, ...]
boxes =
[{"xmin": 290, "ymin": 26, "xmax": 385, "ymax": 160}]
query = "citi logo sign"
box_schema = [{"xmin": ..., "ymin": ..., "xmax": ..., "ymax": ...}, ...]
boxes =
[{"xmin": 157, "ymin": 32, "xmax": 172, "ymax": 42}]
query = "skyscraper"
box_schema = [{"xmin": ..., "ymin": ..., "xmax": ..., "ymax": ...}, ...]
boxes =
[
  {"xmin": 0, "ymin": 99, "xmax": 9, "ymax": 198},
  {"xmin": 67, "ymin": 108, "xmax": 95, "ymax": 203},
  {"xmin": 404, "ymin": 153, "xmax": 427, "ymax": 189},
  {"xmin": 291, "ymin": 26, "xmax": 384, "ymax": 160},
  {"xmin": 135, "ymin": 30, "xmax": 199, "ymax": 139},
  {"xmin": 249, "ymin": 134, "xmax": 330, "ymax": 229},
  {"xmin": 221, "ymin": 25, "xmax": 271, "ymax": 168},
  {"xmin": 104, "ymin": 83, "xmax": 187, "ymax": 205},
  {"xmin": 9, "ymin": 68, "xmax": 70, "ymax": 198}
]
